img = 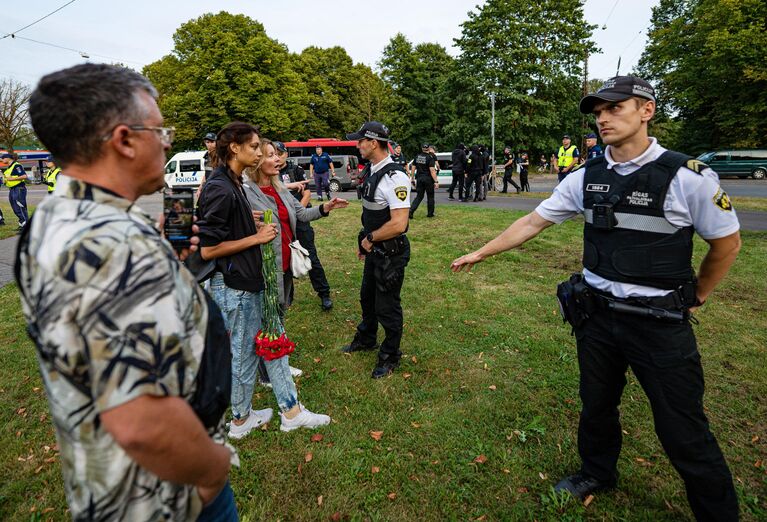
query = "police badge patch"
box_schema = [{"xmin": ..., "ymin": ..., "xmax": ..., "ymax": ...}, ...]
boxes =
[
  {"xmin": 713, "ymin": 188, "xmax": 732, "ymax": 211},
  {"xmin": 395, "ymin": 186, "xmax": 408, "ymax": 201}
]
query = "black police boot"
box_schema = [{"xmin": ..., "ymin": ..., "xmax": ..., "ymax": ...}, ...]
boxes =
[
  {"xmin": 553, "ymin": 472, "xmax": 617, "ymax": 501},
  {"xmin": 371, "ymin": 357, "xmax": 399, "ymax": 379},
  {"xmin": 341, "ymin": 339, "xmax": 379, "ymax": 354},
  {"xmin": 320, "ymin": 295, "xmax": 333, "ymax": 311}
]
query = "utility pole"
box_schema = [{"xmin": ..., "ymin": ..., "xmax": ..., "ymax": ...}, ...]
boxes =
[
  {"xmin": 490, "ymin": 92, "xmax": 496, "ymax": 178},
  {"xmin": 582, "ymin": 51, "xmax": 589, "ymax": 157}
]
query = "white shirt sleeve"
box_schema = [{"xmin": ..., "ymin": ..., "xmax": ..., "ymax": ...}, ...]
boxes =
[
  {"xmin": 534, "ymin": 169, "xmax": 585, "ymax": 223},
  {"xmin": 377, "ymin": 171, "xmax": 411, "ymax": 210},
  {"xmin": 664, "ymin": 167, "xmax": 740, "ymax": 239}
]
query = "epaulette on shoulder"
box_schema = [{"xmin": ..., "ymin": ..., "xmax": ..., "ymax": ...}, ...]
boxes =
[
  {"xmin": 684, "ymin": 159, "xmax": 708, "ymax": 175},
  {"xmin": 571, "ymin": 163, "xmax": 585, "ymax": 174}
]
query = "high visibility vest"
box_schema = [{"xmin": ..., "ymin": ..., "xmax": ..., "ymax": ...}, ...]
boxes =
[
  {"xmin": 558, "ymin": 145, "xmax": 577, "ymax": 168},
  {"xmin": 3, "ymin": 161, "xmax": 25, "ymax": 188},
  {"xmin": 45, "ymin": 167, "xmax": 61, "ymax": 193}
]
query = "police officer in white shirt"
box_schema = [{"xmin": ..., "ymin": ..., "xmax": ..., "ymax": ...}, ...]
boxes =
[
  {"xmin": 451, "ymin": 76, "xmax": 740, "ymax": 520},
  {"xmin": 341, "ymin": 122, "xmax": 412, "ymax": 379}
]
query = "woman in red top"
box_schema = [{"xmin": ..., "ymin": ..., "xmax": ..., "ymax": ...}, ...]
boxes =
[{"xmin": 244, "ymin": 140, "xmax": 348, "ymax": 309}]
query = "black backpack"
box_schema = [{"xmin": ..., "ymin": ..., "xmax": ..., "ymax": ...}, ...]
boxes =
[{"xmin": 190, "ymin": 291, "xmax": 232, "ymax": 429}]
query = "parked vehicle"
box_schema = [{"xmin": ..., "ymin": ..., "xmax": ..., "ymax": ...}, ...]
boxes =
[
  {"xmin": 287, "ymin": 154, "xmax": 359, "ymax": 192},
  {"xmin": 164, "ymin": 151, "xmax": 207, "ymax": 188},
  {"xmin": 696, "ymin": 150, "xmax": 767, "ymax": 179}
]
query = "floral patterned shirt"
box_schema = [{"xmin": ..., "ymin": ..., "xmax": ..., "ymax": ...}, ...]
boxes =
[{"xmin": 16, "ymin": 176, "xmax": 223, "ymax": 521}]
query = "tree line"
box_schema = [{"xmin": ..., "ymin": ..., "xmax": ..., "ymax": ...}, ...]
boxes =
[{"xmin": 2, "ymin": 0, "xmax": 764, "ymax": 158}]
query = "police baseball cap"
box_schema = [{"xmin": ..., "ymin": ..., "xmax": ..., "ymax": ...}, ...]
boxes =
[
  {"xmin": 273, "ymin": 140, "xmax": 287, "ymax": 153},
  {"xmin": 579, "ymin": 75, "xmax": 656, "ymax": 114},
  {"xmin": 562, "ymin": 134, "xmax": 571, "ymax": 139},
  {"xmin": 203, "ymin": 132, "xmax": 216, "ymax": 141},
  {"xmin": 421, "ymin": 143, "xmax": 430, "ymax": 149},
  {"xmin": 346, "ymin": 121, "xmax": 391, "ymax": 142},
  {"xmin": 584, "ymin": 132, "xmax": 597, "ymax": 139}
]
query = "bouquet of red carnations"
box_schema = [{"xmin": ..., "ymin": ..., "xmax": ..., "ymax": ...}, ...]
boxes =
[{"xmin": 254, "ymin": 209, "xmax": 296, "ymax": 361}]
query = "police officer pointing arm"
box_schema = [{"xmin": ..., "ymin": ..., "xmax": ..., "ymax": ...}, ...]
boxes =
[
  {"xmin": 341, "ymin": 121, "xmax": 411, "ymax": 379},
  {"xmin": 451, "ymin": 76, "xmax": 741, "ymax": 521}
]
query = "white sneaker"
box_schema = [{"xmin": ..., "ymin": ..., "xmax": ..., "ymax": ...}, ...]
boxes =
[
  {"xmin": 228, "ymin": 408, "xmax": 274, "ymax": 439},
  {"xmin": 290, "ymin": 366, "xmax": 303, "ymax": 377},
  {"xmin": 279, "ymin": 404, "xmax": 331, "ymax": 432}
]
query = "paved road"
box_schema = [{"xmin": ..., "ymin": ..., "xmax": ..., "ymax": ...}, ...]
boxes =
[{"xmin": 1, "ymin": 182, "xmax": 764, "ymax": 288}]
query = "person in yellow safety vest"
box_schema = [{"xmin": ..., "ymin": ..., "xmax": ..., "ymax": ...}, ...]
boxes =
[
  {"xmin": 557, "ymin": 134, "xmax": 580, "ymax": 183},
  {"xmin": 1, "ymin": 152, "xmax": 29, "ymax": 228},
  {"xmin": 44, "ymin": 159, "xmax": 62, "ymax": 193}
]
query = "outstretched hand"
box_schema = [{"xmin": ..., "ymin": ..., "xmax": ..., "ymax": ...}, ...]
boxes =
[
  {"xmin": 450, "ymin": 251, "xmax": 484, "ymax": 273},
  {"xmin": 325, "ymin": 197, "xmax": 349, "ymax": 211}
]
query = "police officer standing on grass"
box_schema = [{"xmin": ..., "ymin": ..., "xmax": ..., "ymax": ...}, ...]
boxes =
[
  {"xmin": 274, "ymin": 140, "xmax": 334, "ymax": 311},
  {"xmin": 341, "ymin": 121, "xmax": 411, "ymax": 379},
  {"xmin": 196, "ymin": 132, "xmax": 217, "ymax": 199},
  {"xmin": 451, "ymin": 75, "xmax": 741, "ymax": 521},
  {"xmin": 390, "ymin": 142, "xmax": 407, "ymax": 168},
  {"xmin": 582, "ymin": 132, "xmax": 603, "ymax": 162},
  {"xmin": 44, "ymin": 159, "xmax": 61, "ymax": 194},
  {"xmin": 557, "ymin": 134, "xmax": 580, "ymax": 183},
  {"xmin": 409, "ymin": 143, "xmax": 438, "ymax": 218},
  {"xmin": 1, "ymin": 152, "xmax": 29, "ymax": 229}
]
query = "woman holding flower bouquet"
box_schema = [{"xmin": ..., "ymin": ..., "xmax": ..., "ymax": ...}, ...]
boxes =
[
  {"xmin": 243, "ymin": 139, "xmax": 349, "ymax": 310},
  {"xmin": 197, "ymin": 122, "xmax": 331, "ymax": 439}
]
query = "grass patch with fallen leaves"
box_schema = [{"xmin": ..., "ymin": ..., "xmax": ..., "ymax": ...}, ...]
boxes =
[{"xmin": 1, "ymin": 202, "xmax": 765, "ymax": 521}]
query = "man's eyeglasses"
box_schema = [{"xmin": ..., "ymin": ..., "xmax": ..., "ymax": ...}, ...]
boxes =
[{"xmin": 102, "ymin": 124, "xmax": 176, "ymax": 145}]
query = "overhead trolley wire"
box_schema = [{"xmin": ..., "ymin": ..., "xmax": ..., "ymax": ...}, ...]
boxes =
[{"xmin": 1, "ymin": 0, "xmax": 78, "ymax": 39}]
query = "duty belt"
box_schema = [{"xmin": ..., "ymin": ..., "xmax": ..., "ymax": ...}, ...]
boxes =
[{"xmin": 588, "ymin": 285, "xmax": 690, "ymax": 322}]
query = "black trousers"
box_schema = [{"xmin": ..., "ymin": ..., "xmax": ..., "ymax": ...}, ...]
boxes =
[
  {"xmin": 410, "ymin": 178, "xmax": 435, "ymax": 217},
  {"xmin": 449, "ymin": 172, "xmax": 464, "ymax": 199},
  {"xmin": 520, "ymin": 170, "xmax": 530, "ymax": 192},
  {"xmin": 465, "ymin": 172, "xmax": 482, "ymax": 200},
  {"xmin": 574, "ymin": 309, "xmax": 738, "ymax": 521},
  {"xmin": 355, "ymin": 240, "xmax": 410, "ymax": 362},
  {"xmin": 295, "ymin": 221, "xmax": 330, "ymax": 298},
  {"xmin": 502, "ymin": 168, "xmax": 521, "ymax": 192}
]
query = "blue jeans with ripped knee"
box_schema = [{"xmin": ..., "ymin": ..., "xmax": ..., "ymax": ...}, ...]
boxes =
[{"xmin": 210, "ymin": 274, "xmax": 297, "ymax": 418}]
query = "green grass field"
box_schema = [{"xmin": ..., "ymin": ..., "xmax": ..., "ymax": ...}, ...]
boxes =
[{"xmin": 1, "ymin": 203, "xmax": 765, "ymax": 521}]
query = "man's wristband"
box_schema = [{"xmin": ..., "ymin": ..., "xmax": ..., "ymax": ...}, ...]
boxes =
[
  {"xmin": 366, "ymin": 232, "xmax": 374, "ymax": 243},
  {"xmin": 319, "ymin": 204, "xmax": 329, "ymax": 217},
  {"xmin": 693, "ymin": 296, "xmax": 706, "ymax": 307}
]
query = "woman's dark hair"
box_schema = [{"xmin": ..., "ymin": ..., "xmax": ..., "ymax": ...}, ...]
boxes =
[{"xmin": 216, "ymin": 122, "xmax": 260, "ymax": 167}]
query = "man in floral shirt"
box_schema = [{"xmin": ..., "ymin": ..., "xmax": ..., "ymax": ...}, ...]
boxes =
[{"xmin": 18, "ymin": 63, "xmax": 237, "ymax": 521}]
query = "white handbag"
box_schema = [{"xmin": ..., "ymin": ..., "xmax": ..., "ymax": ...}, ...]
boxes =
[{"xmin": 288, "ymin": 240, "xmax": 312, "ymax": 278}]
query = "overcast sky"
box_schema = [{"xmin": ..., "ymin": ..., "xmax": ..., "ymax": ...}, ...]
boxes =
[{"xmin": 4, "ymin": 0, "xmax": 657, "ymax": 86}]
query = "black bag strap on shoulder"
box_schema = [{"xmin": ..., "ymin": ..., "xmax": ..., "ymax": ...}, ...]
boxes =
[{"xmin": 190, "ymin": 291, "xmax": 232, "ymax": 429}]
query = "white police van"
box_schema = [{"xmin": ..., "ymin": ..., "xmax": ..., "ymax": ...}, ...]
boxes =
[{"xmin": 164, "ymin": 151, "xmax": 207, "ymax": 188}]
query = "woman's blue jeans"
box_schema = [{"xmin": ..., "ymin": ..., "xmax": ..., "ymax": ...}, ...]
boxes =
[{"xmin": 210, "ymin": 274, "xmax": 297, "ymax": 418}]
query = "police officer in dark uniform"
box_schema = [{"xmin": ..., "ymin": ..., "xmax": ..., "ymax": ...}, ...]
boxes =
[
  {"xmin": 390, "ymin": 143, "xmax": 407, "ymax": 168},
  {"xmin": 500, "ymin": 146, "xmax": 521, "ymax": 193},
  {"xmin": 409, "ymin": 143, "xmax": 437, "ymax": 218},
  {"xmin": 582, "ymin": 132, "xmax": 603, "ymax": 163},
  {"xmin": 452, "ymin": 76, "xmax": 741, "ymax": 520},
  {"xmin": 341, "ymin": 121, "xmax": 411, "ymax": 379},
  {"xmin": 464, "ymin": 145, "xmax": 484, "ymax": 202},
  {"xmin": 449, "ymin": 143, "xmax": 467, "ymax": 200},
  {"xmin": 274, "ymin": 140, "xmax": 333, "ymax": 311}
]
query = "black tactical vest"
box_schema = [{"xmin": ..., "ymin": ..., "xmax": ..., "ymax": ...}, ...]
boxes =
[
  {"xmin": 582, "ymin": 151, "xmax": 697, "ymax": 290},
  {"xmin": 361, "ymin": 162, "xmax": 408, "ymax": 233}
]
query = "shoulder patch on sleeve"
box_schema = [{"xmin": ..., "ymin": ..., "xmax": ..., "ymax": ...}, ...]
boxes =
[
  {"xmin": 394, "ymin": 186, "xmax": 408, "ymax": 202},
  {"xmin": 713, "ymin": 188, "xmax": 732, "ymax": 211},
  {"xmin": 685, "ymin": 159, "xmax": 708, "ymax": 175}
]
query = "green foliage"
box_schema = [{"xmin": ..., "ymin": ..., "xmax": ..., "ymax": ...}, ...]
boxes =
[
  {"xmin": 379, "ymin": 34, "xmax": 457, "ymax": 156},
  {"xmin": 638, "ymin": 0, "xmax": 767, "ymax": 153},
  {"xmin": 452, "ymin": 0, "xmax": 598, "ymax": 158},
  {"xmin": 143, "ymin": 12, "xmax": 310, "ymax": 150}
]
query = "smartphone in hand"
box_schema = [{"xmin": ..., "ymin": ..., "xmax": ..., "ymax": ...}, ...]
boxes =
[{"xmin": 163, "ymin": 187, "xmax": 194, "ymax": 249}]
